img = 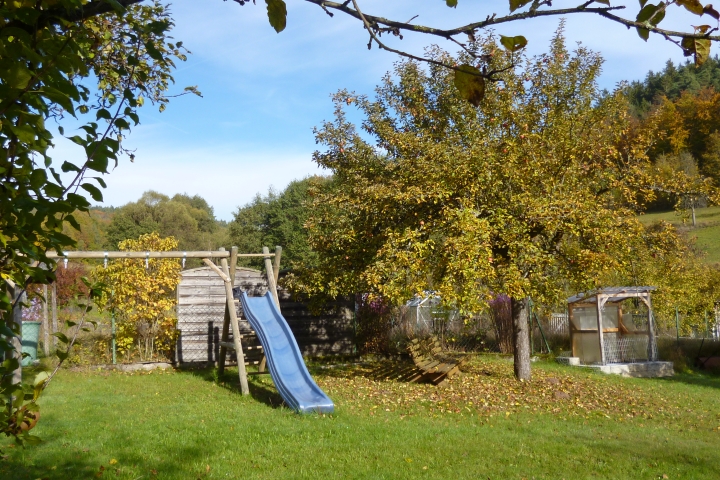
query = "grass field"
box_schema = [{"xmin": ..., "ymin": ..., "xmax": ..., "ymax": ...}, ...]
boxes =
[
  {"xmin": 3, "ymin": 357, "xmax": 720, "ymax": 479},
  {"xmin": 639, "ymin": 206, "xmax": 720, "ymax": 264}
]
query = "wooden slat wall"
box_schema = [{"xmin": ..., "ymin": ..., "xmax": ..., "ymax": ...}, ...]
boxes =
[
  {"xmin": 175, "ymin": 266, "xmax": 356, "ymax": 364},
  {"xmin": 277, "ymin": 292, "xmax": 356, "ymax": 357}
]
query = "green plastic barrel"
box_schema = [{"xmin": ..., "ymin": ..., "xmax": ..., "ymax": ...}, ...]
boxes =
[{"xmin": 21, "ymin": 321, "xmax": 42, "ymax": 366}]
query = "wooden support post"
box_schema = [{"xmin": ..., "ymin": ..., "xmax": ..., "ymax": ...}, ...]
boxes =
[
  {"xmin": 42, "ymin": 284, "xmax": 49, "ymax": 356},
  {"xmin": 218, "ymin": 305, "xmax": 231, "ymax": 377},
  {"xmin": 260, "ymin": 246, "xmax": 281, "ymax": 372},
  {"xmin": 568, "ymin": 306, "xmax": 575, "ymax": 357},
  {"xmin": 273, "ymin": 245, "xmax": 282, "ymax": 284},
  {"xmin": 230, "ymin": 247, "xmax": 238, "ymax": 287},
  {"xmin": 218, "ymin": 247, "xmax": 237, "ymax": 377},
  {"xmin": 596, "ymin": 295, "xmax": 606, "ymax": 365},
  {"xmin": 646, "ymin": 294, "xmax": 657, "ymax": 361},
  {"xmin": 263, "ymin": 246, "xmax": 281, "ymax": 309},
  {"xmin": 219, "ymin": 254, "xmax": 249, "ymax": 395}
]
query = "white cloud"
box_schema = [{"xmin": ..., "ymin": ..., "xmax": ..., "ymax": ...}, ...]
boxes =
[
  {"xmin": 103, "ymin": 146, "xmax": 323, "ymax": 221},
  {"xmin": 50, "ymin": 136, "xmax": 324, "ymax": 222}
]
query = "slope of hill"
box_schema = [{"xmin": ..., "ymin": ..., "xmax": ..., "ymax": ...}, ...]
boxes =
[{"xmin": 639, "ymin": 206, "xmax": 720, "ymax": 264}]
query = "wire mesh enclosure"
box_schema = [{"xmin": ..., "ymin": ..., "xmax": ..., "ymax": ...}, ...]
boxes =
[
  {"xmin": 175, "ymin": 266, "xmax": 267, "ymax": 365},
  {"xmin": 174, "ymin": 303, "xmax": 258, "ymax": 364},
  {"xmin": 567, "ymin": 287, "xmax": 657, "ymax": 365},
  {"xmin": 402, "ymin": 294, "xmax": 460, "ymax": 337},
  {"xmin": 390, "ymin": 293, "xmax": 565, "ymax": 355}
]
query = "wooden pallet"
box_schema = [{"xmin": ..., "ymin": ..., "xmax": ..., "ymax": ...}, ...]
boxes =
[{"xmin": 407, "ymin": 336, "xmax": 467, "ymax": 385}]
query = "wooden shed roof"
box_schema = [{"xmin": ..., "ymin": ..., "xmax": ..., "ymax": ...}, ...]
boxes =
[{"xmin": 567, "ymin": 286, "xmax": 656, "ymax": 304}]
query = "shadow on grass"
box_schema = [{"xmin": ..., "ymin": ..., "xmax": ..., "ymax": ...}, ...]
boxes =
[
  {"xmin": 1, "ymin": 434, "xmax": 214, "ymax": 480},
  {"xmin": 311, "ymin": 359, "xmax": 438, "ymax": 385},
  {"xmin": 181, "ymin": 366, "xmax": 286, "ymax": 409},
  {"xmin": 652, "ymin": 371, "xmax": 720, "ymax": 390}
]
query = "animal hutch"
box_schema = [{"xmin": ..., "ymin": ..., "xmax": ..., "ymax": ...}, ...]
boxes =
[{"xmin": 567, "ymin": 287, "xmax": 658, "ymax": 365}]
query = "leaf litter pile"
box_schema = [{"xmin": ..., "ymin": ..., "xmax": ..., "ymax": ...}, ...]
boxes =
[{"xmin": 314, "ymin": 356, "xmax": 693, "ymax": 424}]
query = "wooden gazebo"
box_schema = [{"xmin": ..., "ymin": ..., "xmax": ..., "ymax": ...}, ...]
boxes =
[{"xmin": 567, "ymin": 287, "xmax": 657, "ymax": 365}]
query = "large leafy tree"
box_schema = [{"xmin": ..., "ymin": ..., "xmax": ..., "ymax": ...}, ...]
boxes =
[
  {"xmin": 298, "ymin": 28, "xmax": 712, "ymax": 380},
  {"xmin": 0, "ymin": 0, "xmax": 195, "ymax": 444}
]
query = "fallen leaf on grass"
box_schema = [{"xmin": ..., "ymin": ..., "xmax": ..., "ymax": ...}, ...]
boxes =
[{"xmin": 314, "ymin": 356, "xmax": 706, "ymax": 426}]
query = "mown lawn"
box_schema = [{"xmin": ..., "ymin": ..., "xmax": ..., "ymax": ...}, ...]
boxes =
[
  {"xmin": 3, "ymin": 357, "xmax": 720, "ymax": 479},
  {"xmin": 639, "ymin": 206, "xmax": 720, "ymax": 264}
]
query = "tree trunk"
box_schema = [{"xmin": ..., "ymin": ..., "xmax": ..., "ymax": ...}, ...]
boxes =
[
  {"xmin": 511, "ymin": 296, "xmax": 531, "ymax": 381},
  {"xmin": 691, "ymin": 204, "xmax": 696, "ymax": 227}
]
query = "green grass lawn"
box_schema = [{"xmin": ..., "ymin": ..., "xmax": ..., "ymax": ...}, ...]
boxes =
[
  {"xmin": 3, "ymin": 357, "xmax": 720, "ymax": 479},
  {"xmin": 639, "ymin": 206, "xmax": 720, "ymax": 264}
]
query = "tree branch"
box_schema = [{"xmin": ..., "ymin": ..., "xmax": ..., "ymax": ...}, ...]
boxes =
[
  {"xmin": 304, "ymin": 1, "xmax": 720, "ymax": 46},
  {"xmin": 3, "ymin": 0, "xmax": 145, "ymax": 33},
  {"xmin": 42, "ymin": 0, "xmax": 145, "ymax": 24}
]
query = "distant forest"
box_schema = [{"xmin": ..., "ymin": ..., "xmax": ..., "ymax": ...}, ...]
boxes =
[{"xmin": 626, "ymin": 55, "xmax": 720, "ymax": 117}]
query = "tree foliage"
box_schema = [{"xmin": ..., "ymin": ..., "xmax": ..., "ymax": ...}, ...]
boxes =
[
  {"xmin": 297, "ymin": 28, "xmax": 717, "ymax": 362},
  {"xmin": 61, "ymin": 209, "xmax": 113, "ymax": 250},
  {"xmin": 302, "ymin": 30, "xmax": 658, "ymax": 309},
  {"xmin": 626, "ymin": 56, "xmax": 720, "ymax": 117},
  {"xmin": 105, "ymin": 191, "xmax": 224, "ymax": 251},
  {"xmin": 227, "ymin": 176, "xmax": 328, "ymax": 269},
  {"xmin": 93, "ymin": 233, "xmax": 180, "ymax": 360},
  {"xmin": 648, "ymin": 88, "xmax": 720, "ymax": 182},
  {"xmin": 0, "ymin": 0, "xmax": 194, "ymax": 446}
]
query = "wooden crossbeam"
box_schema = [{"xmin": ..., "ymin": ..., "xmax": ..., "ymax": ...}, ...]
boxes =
[
  {"xmin": 202, "ymin": 258, "xmax": 230, "ymax": 282},
  {"xmin": 219, "ymin": 341, "xmax": 263, "ymax": 351},
  {"xmin": 46, "ymin": 250, "xmax": 276, "ymax": 259}
]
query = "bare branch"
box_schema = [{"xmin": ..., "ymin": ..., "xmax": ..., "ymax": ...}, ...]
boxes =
[
  {"xmin": 304, "ymin": 0, "xmax": 720, "ymax": 43},
  {"xmin": 346, "ymin": 0, "xmax": 518, "ymax": 80}
]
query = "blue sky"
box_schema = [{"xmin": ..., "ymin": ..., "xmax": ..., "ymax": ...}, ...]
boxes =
[{"xmin": 53, "ymin": 1, "xmax": 699, "ymax": 221}]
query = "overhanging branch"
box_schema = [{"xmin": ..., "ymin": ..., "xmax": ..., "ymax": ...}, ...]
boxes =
[
  {"xmin": 21, "ymin": 0, "xmax": 145, "ymax": 28},
  {"xmin": 304, "ymin": 1, "xmax": 720, "ymax": 46}
]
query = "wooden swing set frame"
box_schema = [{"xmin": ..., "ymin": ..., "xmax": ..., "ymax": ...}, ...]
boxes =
[{"xmin": 47, "ymin": 245, "xmax": 283, "ymax": 396}]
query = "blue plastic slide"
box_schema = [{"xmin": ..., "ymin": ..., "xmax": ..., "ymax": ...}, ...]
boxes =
[{"xmin": 238, "ymin": 291, "xmax": 334, "ymax": 414}]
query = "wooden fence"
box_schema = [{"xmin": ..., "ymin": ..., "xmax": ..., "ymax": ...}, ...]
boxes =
[{"xmin": 175, "ymin": 266, "xmax": 355, "ymax": 364}]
